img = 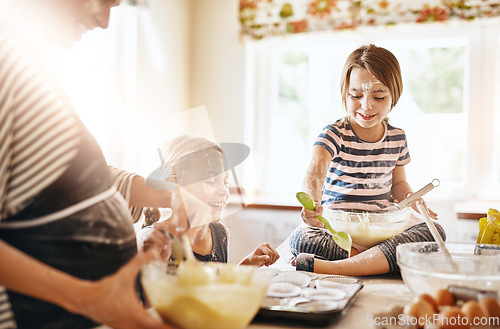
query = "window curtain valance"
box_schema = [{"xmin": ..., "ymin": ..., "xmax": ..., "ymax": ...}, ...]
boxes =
[{"xmin": 239, "ymin": 0, "xmax": 500, "ymax": 40}]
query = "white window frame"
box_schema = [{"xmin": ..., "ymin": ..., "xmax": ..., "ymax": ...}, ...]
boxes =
[{"xmin": 244, "ymin": 19, "xmax": 500, "ymax": 205}]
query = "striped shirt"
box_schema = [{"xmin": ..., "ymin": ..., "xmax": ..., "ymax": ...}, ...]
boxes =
[
  {"xmin": 0, "ymin": 287, "xmax": 15, "ymax": 329},
  {"xmin": 0, "ymin": 24, "xmax": 82, "ymax": 329},
  {"xmin": 315, "ymin": 118, "xmax": 410, "ymax": 211},
  {"xmin": 0, "ymin": 27, "xmax": 139, "ymax": 328},
  {"xmin": 110, "ymin": 166, "xmax": 142, "ymax": 223},
  {"xmin": 0, "ymin": 27, "xmax": 81, "ymax": 222}
]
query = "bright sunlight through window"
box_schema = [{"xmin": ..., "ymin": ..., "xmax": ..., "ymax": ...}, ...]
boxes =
[{"xmin": 245, "ymin": 21, "xmax": 500, "ymax": 205}]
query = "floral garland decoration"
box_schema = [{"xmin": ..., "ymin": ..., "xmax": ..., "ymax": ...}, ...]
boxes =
[{"xmin": 239, "ymin": 0, "xmax": 500, "ymax": 40}]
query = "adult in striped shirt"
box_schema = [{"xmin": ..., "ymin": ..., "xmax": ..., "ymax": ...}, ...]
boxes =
[
  {"xmin": 0, "ymin": 1, "xmax": 183, "ymax": 329},
  {"xmin": 290, "ymin": 44, "xmax": 444, "ymax": 276}
]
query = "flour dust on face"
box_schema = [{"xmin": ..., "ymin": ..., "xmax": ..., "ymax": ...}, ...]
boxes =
[
  {"xmin": 346, "ymin": 68, "xmax": 393, "ymax": 142},
  {"xmin": 183, "ymin": 162, "xmax": 230, "ymax": 221}
]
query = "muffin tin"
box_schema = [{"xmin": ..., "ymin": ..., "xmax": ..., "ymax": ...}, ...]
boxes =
[{"xmin": 255, "ymin": 270, "xmax": 363, "ymax": 325}]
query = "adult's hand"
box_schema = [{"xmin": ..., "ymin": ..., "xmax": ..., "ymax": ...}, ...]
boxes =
[
  {"xmin": 139, "ymin": 225, "xmax": 172, "ymax": 259},
  {"xmin": 76, "ymin": 250, "xmax": 175, "ymax": 329}
]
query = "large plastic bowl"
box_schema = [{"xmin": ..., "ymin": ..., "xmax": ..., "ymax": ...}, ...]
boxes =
[
  {"xmin": 322, "ymin": 207, "xmax": 412, "ymax": 248},
  {"xmin": 141, "ymin": 261, "xmax": 272, "ymax": 329},
  {"xmin": 397, "ymin": 242, "xmax": 500, "ymax": 296}
]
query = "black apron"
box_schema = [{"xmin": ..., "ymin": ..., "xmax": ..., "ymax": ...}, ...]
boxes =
[{"xmin": 0, "ymin": 122, "xmax": 138, "ymax": 329}]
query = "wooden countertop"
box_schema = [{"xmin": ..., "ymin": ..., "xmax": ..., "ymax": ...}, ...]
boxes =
[
  {"xmin": 250, "ymin": 272, "xmax": 412, "ymax": 329},
  {"xmin": 95, "ymin": 238, "xmax": 414, "ymax": 329},
  {"xmin": 249, "ymin": 237, "xmax": 413, "ymax": 329},
  {"xmin": 96, "ymin": 272, "xmax": 411, "ymax": 329}
]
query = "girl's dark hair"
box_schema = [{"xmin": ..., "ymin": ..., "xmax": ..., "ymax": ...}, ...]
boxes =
[
  {"xmin": 340, "ymin": 44, "xmax": 403, "ymax": 112},
  {"xmin": 142, "ymin": 207, "xmax": 161, "ymax": 228}
]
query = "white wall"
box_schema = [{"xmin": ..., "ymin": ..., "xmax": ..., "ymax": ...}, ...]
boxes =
[
  {"xmin": 136, "ymin": 0, "xmax": 192, "ymax": 117},
  {"xmin": 125, "ymin": 0, "xmax": 194, "ymax": 176},
  {"xmin": 189, "ymin": 0, "xmax": 247, "ymax": 145},
  {"xmin": 130, "ymin": 0, "xmax": 246, "ymax": 176},
  {"xmin": 223, "ymin": 207, "xmax": 302, "ymax": 264}
]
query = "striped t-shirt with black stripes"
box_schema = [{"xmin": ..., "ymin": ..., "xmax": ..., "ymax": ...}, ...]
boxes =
[
  {"xmin": 0, "ymin": 27, "xmax": 81, "ymax": 221},
  {"xmin": 314, "ymin": 118, "xmax": 411, "ymax": 211},
  {"xmin": 0, "ymin": 25, "xmax": 82, "ymax": 329}
]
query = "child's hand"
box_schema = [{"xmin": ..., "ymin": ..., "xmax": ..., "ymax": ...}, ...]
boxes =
[
  {"xmin": 138, "ymin": 225, "xmax": 172, "ymax": 259},
  {"xmin": 412, "ymin": 199, "xmax": 438, "ymax": 220},
  {"xmin": 240, "ymin": 243, "xmax": 280, "ymax": 267},
  {"xmin": 301, "ymin": 203, "xmax": 325, "ymax": 228}
]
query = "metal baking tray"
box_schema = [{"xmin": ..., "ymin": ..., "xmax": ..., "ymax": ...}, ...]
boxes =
[{"xmin": 253, "ymin": 270, "xmax": 364, "ymax": 326}]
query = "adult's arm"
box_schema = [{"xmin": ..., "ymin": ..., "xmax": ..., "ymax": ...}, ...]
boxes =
[{"xmin": 109, "ymin": 167, "xmax": 172, "ymax": 223}]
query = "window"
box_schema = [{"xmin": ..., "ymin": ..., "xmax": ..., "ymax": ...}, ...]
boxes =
[
  {"xmin": 244, "ymin": 20, "xmax": 500, "ymax": 205},
  {"xmin": 493, "ymin": 29, "xmax": 500, "ymax": 188},
  {"xmin": 53, "ymin": 5, "xmax": 152, "ymax": 175}
]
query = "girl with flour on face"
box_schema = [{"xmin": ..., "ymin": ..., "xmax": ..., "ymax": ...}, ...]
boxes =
[
  {"xmin": 289, "ymin": 44, "xmax": 443, "ymax": 276},
  {"xmin": 139, "ymin": 135, "xmax": 280, "ymax": 267}
]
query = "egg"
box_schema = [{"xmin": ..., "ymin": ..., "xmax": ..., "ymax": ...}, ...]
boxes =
[
  {"xmin": 403, "ymin": 299, "xmax": 436, "ymax": 328},
  {"xmin": 434, "ymin": 289, "xmax": 455, "ymax": 307},
  {"xmin": 418, "ymin": 299, "xmax": 437, "ymax": 318},
  {"xmin": 479, "ymin": 297, "xmax": 500, "ymax": 324},
  {"xmin": 461, "ymin": 300, "xmax": 486, "ymax": 327},
  {"xmin": 403, "ymin": 301, "xmax": 420, "ymax": 318},
  {"xmin": 415, "ymin": 293, "xmax": 439, "ymax": 312},
  {"xmin": 438, "ymin": 306, "xmax": 470, "ymax": 329}
]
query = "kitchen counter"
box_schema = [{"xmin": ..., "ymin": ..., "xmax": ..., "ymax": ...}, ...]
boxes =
[
  {"xmin": 96, "ymin": 238, "xmax": 414, "ymax": 329},
  {"xmin": 248, "ymin": 237, "xmax": 414, "ymax": 329},
  {"xmin": 95, "ymin": 272, "xmax": 411, "ymax": 329},
  {"xmin": 250, "ymin": 272, "xmax": 412, "ymax": 329}
]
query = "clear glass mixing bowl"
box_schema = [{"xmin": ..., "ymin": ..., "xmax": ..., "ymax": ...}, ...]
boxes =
[
  {"xmin": 322, "ymin": 204, "xmax": 412, "ymax": 248},
  {"xmin": 141, "ymin": 261, "xmax": 272, "ymax": 329},
  {"xmin": 397, "ymin": 242, "xmax": 500, "ymax": 296}
]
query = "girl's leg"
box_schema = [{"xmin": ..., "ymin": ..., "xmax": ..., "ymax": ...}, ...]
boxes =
[
  {"xmin": 289, "ymin": 226, "xmax": 349, "ymax": 261},
  {"xmin": 377, "ymin": 222, "xmax": 446, "ymax": 272},
  {"xmin": 294, "ymin": 222, "xmax": 445, "ymax": 276}
]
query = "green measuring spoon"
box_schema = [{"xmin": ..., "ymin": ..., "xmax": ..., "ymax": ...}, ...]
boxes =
[{"xmin": 296, "ymin": 192, "xmax": 352, "ymax": 253}]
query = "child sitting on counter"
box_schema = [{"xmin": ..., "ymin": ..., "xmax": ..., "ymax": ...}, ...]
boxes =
[{"xmin": 289, "ymin": 44, "xmax": 444, "ymax": 276}]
